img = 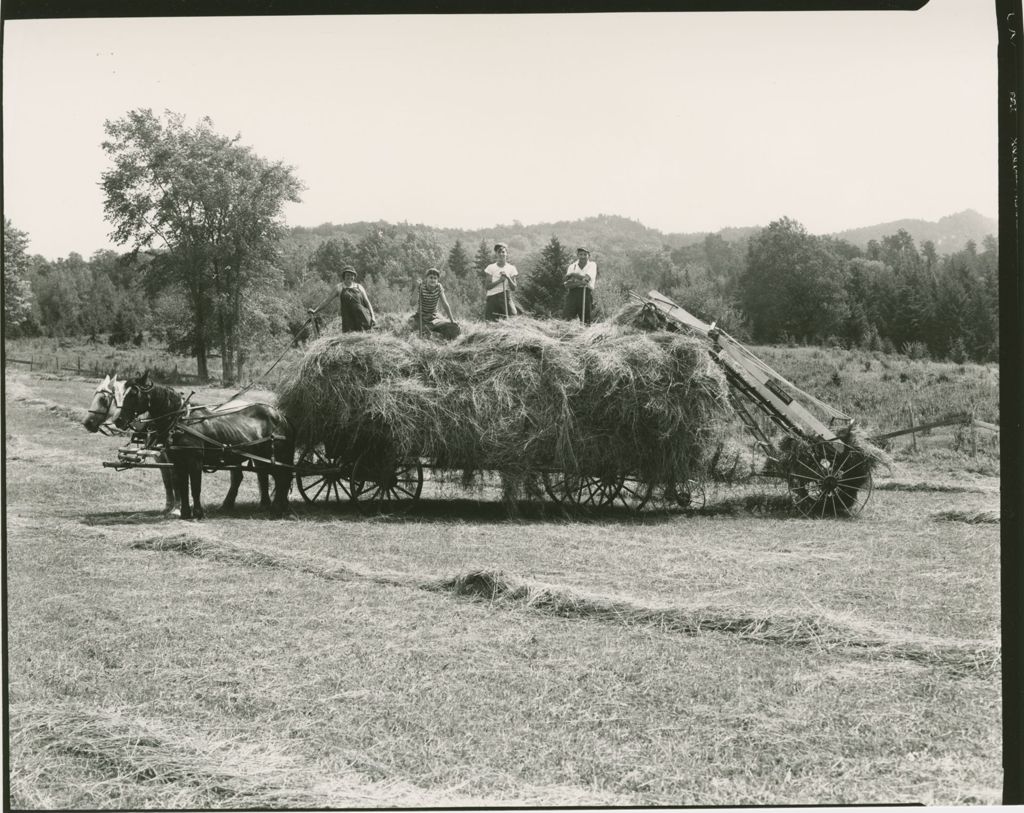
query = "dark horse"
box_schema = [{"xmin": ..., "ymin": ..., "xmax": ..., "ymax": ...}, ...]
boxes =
[{"xmin": 116, "ymin": 372, "xmax": 294, "ymax": 519}]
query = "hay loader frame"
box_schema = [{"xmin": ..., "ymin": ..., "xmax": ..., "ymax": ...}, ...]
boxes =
[{"xmin": 635, "ymin": 290, "xmax": 874, "ymax": 518}]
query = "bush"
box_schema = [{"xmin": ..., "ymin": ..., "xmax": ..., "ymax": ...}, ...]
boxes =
[{"xmin": 901, "ymin": 341, "xmax": 930, "ymax": 360}]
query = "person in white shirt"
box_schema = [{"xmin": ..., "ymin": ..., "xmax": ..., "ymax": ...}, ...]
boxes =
[
  {"xmin": 480, "ymin": 242, "xmax": 519, "ymax": 322},
  {"xmin": 563, "ymin": 246, "xmax": 597, "ymax": 324}
]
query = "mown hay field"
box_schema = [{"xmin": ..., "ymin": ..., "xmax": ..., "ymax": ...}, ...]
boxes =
[{"xmin": 4, "ymin": 365, "xmax": 1001, "ymax": 807}]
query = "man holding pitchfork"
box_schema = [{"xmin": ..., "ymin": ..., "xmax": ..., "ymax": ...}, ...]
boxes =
[
  {"xmin": 481, "ymin": 242, "xmax": 519, "ymax": 322},
  {"xmin": 563, "ymin": 246, "xmax": 597, "ymax": 324}
]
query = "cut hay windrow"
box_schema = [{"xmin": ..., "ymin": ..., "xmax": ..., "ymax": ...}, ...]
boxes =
[
  {"xmin": 931, "ymin": 509, "xmax": 1000, "ymax": 524},
  {"xmin": 427, "ymin": 570, "xmax": 1000, "ymax": 674},
  {"xmin": 276, "ymin": 318, "xmax": 733, "ymax": 488}
]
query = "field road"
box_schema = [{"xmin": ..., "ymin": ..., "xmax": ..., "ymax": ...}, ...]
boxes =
[{"xmin": 4, "ymin": 370, "xmax": 1002, "ymax": 807}]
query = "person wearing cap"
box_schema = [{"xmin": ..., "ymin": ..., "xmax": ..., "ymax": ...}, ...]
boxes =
[
  {"xmin": 480, "ymin": 242, "xmax": 519, "ymax": 322},
  {"xmin": 308, "ymin": 266, "xmax": 376, "ymax": 333},
  {"xmin": 563, "ymin": 247, "xmax": 598, "ymax": 324},
  {"xmin": 409, "ymin": 267, "xmax": 460, "ymax": 339}
]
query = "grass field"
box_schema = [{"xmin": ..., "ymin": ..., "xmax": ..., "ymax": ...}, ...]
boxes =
[{"xmin": 4, "ymin": 365, "xmax": 1002, "ymax": 807}]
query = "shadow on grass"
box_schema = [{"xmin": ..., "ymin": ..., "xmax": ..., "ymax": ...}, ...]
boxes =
[
  {"xmin": 289, "ymin": 496, "xmax": 706, "ymax": 525},
  {"xmin": 82, "ymin": 494, "xmax": 803, "ymax": 527},
  {"xmin": 81, "ymin": 501, "xmax": 282, "ymax": 526}
]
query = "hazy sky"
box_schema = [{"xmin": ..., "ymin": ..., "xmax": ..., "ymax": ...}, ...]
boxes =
[{"xmin": 4, "ymin": 1, "xmax": 997, "ymax": 259}]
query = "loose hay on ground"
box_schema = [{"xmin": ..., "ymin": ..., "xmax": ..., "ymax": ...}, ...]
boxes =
[{"xmin": 931, "ymin": 509, "xmax": 1000, "ymax": 524}]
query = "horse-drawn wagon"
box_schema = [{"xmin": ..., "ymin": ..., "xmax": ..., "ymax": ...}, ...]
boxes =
[{"xmin": 90, "ymin": 291, "xmax": 878, "ymax": 519}]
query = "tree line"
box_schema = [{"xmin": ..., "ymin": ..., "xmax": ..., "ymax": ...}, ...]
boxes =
[{"xmin": 3, "ymin": 110, "xmax": 999, "ymax": 385}]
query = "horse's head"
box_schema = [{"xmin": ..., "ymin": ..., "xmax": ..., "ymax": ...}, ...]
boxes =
[
  {"xmin": 115, "ymin": 371, "xmax": 154, "ymax": 430},
  {"xmin": 83, "ymin": 374, "xmax": 126, "ymax": 433}
]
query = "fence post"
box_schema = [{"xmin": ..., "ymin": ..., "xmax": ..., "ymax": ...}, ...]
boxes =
[
  {"xmin": 908, "ymin": 402, "xmax": 918, "ymax": 452},
  {"xmin": 78, "ymin": 357, "xmax": 82, "ymax": 375}
]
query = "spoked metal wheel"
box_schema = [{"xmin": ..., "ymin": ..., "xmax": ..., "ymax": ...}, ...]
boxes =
[
  {"xmin": 295, "ymin": 444, "xmax": 352, "ymax": 504},
  {"xmin": 542, "ymin": 471, "xmax": 620, "ymax": 511},
  {"xmin": 647, "ymin": 479, "xmax": 706, "ymax": 513},
  {"xmin": 350, "ymin": 452, "xmax": 424, "ymax": 514},
  {"xmin": 608, "ymin": 475, "xmax": 653, "ymax": 512},
  {"xmin": 787, "ymin": 444, "xmax": 873, "ymax": 518}
]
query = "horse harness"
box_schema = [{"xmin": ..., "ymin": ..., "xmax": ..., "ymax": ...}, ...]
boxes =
[{"xmin": 124, "ymin": 382, "xmax": 288, "ymax": 469}]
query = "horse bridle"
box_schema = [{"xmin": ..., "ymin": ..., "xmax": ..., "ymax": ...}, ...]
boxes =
[
  {"xmin": 88, "ymin": 382, "xmax": 126, "ymax": 435},
  {"xmin": 116, "ymin": 382, "xmax": 151, "ymax": 430}
]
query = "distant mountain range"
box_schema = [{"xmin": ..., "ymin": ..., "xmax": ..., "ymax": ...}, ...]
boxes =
[
  {"xmin": 829, "ymin": 209, "xmax": 997, "ymax": 253},
  {"xmin": 659, "ymin": 209, "xmax": 997, "ymax": 253},
  {"xmin": 289, "ymin": 209, "xmax": 997, "ymax": 260}
]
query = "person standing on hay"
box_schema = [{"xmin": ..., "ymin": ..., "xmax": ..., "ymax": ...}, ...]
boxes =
[
  {"xmin": 563, "ymin": 246, "xmax": 598, "ymax": 324},
  {"xmin": 481, "ymin": 242, "xmax": 519, "ymax": 321},
  {"xmin": 308, "ymin": 265, "xmax": 376, "ymax": 334},
  {"xmin": 409, "ymin": 267, "xmax": 461, "ymax": 339}
]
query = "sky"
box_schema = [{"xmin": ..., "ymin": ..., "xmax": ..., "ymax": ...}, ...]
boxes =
[{"xmin": 3, "ymin": 1, "xmax": 998, "ymax": 260}]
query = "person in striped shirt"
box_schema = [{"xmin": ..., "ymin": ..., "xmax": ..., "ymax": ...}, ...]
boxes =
[{"xmin": 408, "ymin": 267, "xmax": 460, "ymax": 339}]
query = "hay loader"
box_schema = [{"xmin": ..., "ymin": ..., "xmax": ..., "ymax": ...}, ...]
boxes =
[{"xmin": 633, "ymin": 290, "xmax": 875, "ymax": 518}]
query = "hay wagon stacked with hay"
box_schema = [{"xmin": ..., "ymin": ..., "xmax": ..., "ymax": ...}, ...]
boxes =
[{"xmin": 275, "ymin": 317, "xmax": 734, "ymax": 514}]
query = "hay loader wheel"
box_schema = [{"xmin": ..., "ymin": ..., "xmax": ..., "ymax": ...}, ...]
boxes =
[
  {"xmin": 350, "ymin": 451, "xmax": 423, "ymax": 515},
  {"xmin": 295, "ymin": 444, "xmax": 352, "ymax": 504},
  {"xmin": 542, "ymin": 471, "xmax": 619, "ymax": 512},
  {"xmin": 787, "ymin": 444, "xmax": 873, "ymax": 519}
]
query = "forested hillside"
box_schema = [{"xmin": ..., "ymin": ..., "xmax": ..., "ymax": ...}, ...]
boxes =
[{"xmin": 5, "ymin": 209, "xmax": 998, "ymax": 386}]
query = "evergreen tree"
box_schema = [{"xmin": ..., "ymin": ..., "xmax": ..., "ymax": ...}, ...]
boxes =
[
  {"xmin": 519, "ymin": 236, "xmax": 570, "ymax": 317},
  {"xmin": 446, "ymin": 239, "xmax": 471, "ymax": 278},
  {"xmin": 473, "ymin": 239, "xmax": 492, "ymax": 275}
]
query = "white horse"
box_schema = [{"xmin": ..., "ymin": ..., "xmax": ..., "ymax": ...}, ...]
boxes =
[{"xmin": 83, "ymin": 374, "xmax": 180, "ymax": 515}]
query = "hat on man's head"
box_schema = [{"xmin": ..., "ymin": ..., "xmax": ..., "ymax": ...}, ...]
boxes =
[
  {"xmin": 494, "ymin": 242, "xmax": 508, "ymax": 251},
  {"xmin": 425, "ymin": 267, "xmax": 442, "ymax": 277},
  {"xmin": 576, "ymin": 246, "xmax": 590, "ymax": 254},
  {"xmin": 342, "ymin": 265, "xmax": 357, "ymax": 277}
]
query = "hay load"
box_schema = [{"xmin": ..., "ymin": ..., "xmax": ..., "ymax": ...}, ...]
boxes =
[{"xmin": 275, "ymin": 318, "xmax": 733, "ymax": 488}]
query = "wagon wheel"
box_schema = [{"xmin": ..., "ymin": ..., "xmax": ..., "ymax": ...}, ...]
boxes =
[
  {"xmin": 787, "ymin": 444, "xmax": 873, "ymax": 519},
  {"xmin": 350, "ymin": 451, "xmax": 423, "ymax": 514},
  {"xmin": 295, "ymin": 444, "xmax": 352, "ymax": 504},
  {"xmin": 647, "ymin": 479, "xmax": 706, "ymax": 512},
  {"xmin": 608, "ymin": 475, "xmax": 652, "ymax": 512},
  {"xmin": 542, "ymin": 471, "xmax": 620, "ymax": 510}
]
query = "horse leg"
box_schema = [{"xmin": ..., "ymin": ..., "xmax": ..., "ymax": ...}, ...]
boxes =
[
  {"xmin": 257, "ymin": 471, "xmax": 272, "ymax": 509},
  {"xmin": 190, "ymin": 459, "xmax": 205, "ymax": 520},
  {"xmin": 270, "ymin": 443, "xmax": 294, "ymax": 517},
  {"xmin": 159, "ymin": 451, "xmax": 181, "ymax": 516},
  {"xmin": 222, "ymin": 468, "xmax": 242, "ymax": 511},
  {"xmin": 175, "ymin": 462, "xmax": 192, "ymax": 520}
]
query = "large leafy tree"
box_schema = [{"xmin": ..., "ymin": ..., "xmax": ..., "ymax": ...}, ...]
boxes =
[
  {"xmin": 3, "ymin": 220, "xmax": 35, "ymax": 335},
  {"xmin": 740, "ymin": 217, "xmax": 848, "ymax": 343},
  {"xmin": 308, "ymin": 237, "xmax": 357, "ymax": 283},
  {"xmin": 101, "ymin": 108, "xmax": 302, "ymax": 383}
]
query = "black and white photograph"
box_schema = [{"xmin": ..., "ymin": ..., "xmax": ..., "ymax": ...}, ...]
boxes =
[{"xmin": 3, "ymin": 0, "xmax": 1016, "ymax": 807}]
